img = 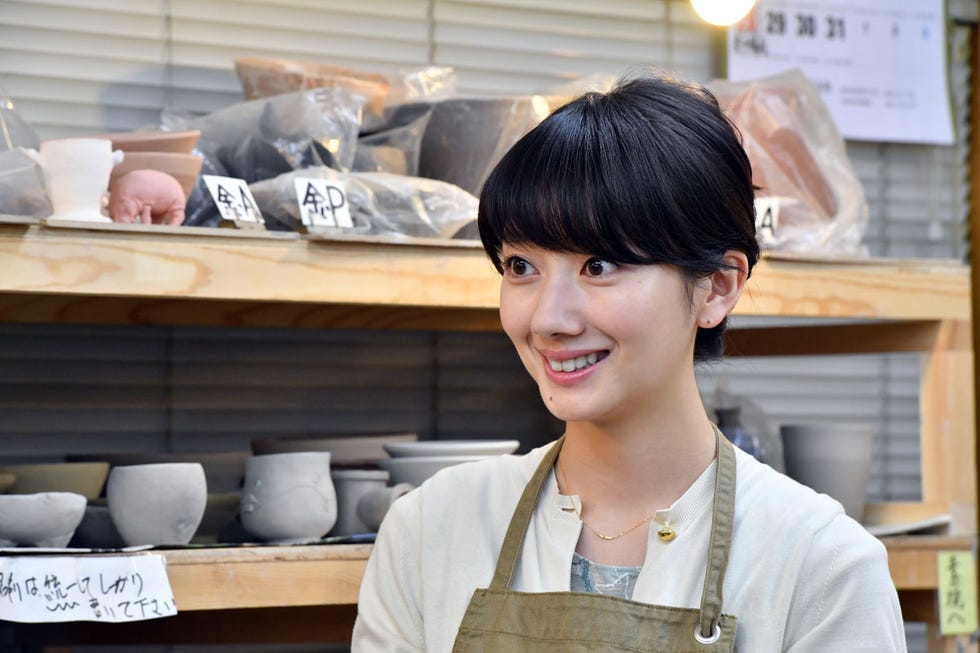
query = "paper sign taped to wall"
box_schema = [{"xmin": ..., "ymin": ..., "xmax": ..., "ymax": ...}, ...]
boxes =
[{"xmin": 937, "ymin": 551, "xmax": 978, "ymax": 635}]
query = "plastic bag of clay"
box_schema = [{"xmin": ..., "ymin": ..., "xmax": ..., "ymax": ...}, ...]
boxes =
[
  {"xmin": 162, "ymin": 87, "xmax": 365, "ymax": 227},
  {"xmin": 162, "ymin": 87, "xmax": 365, "ymax": 180},
  {"xmin": 234, "ymin": 56, "xmax": 456, "ymax": 132},
  {"xmin": 353, "ymin": 102, "xmax": 434, "ymax": 177},
  {"xmin": 249, "ymin": 166, "xmax": 478, "ymax": 239},
  {"xmin": 0, "ymin": 90, "xmax": 41, "ymax": 151},
  {"xmin": 419, "ymin": 96, "xmax": 551, "ymax": 196},
  {"xmin": 0, "ymin": 147, "xmax": 51, "ymax": 218},
  {"xmin": 708, "ymin": 69, "xmax": 868, "ymax": 255}
]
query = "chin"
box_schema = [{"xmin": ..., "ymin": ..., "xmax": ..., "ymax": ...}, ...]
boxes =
[{"xmin": 539, "ymin": 394, "xmax": 600, "ymax": 424}]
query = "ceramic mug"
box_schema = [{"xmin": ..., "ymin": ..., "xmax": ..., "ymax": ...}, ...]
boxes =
[
  {"xmin": 330, "ymin": 469, "xmax": 414, "ymax": 536},
  {"xmin": 28, "ymin": 137, "xmax": 123, "ymax": 222}
]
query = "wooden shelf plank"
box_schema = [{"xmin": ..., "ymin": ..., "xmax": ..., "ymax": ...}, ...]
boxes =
[
  {"xmin": 0, "ymin": 224, "xmax": 969, "ymax": 329},
  {"xmin": 163, "ymin": 544, "xmax": 371, "ymax": 611},
  {"xmin": 155, "ymin": 537, "xmax": 969, "ymax": 612}
]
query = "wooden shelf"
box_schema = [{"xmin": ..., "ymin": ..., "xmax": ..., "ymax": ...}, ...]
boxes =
[
  {"xmin": 164, "ymin": 544, "xmax": 371, "ymax": 611},
  {"xmin": 0, "ymin": 221, "xmax": 969, "ymax": 331},
  {"xmin": 155, "ymin": 537, "xmax": 968, "ymax": 612}
]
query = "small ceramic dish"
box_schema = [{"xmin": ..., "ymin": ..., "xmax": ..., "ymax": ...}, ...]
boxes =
[
  {"xmin": 377, "ymin": 455, "xmax": 488, "ymax": 486},
  {"xmin": 383, "ymin": 439, "xmax": 520, "ymax": 458}
]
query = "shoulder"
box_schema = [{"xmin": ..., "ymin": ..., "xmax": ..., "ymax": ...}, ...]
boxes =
[
  {"xmin": 734, "ymin": 448, "xmax": 858, "ymax": 536},
  {"xmin": 729, "ymin": 451, "xmax": 904, "ymax": 650},
  {"xmin": 731, "ymin": 448, "xmax": 889, "ymax": 578}
]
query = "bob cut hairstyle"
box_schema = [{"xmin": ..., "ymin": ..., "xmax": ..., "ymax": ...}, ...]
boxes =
[{"xmin": 477, "ymin": 72, "xmax": 760, "ymax": 361}]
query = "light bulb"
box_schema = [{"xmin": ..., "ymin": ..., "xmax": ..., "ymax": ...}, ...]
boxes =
[{"xmin": 690, "ymin": 0, "xmax": 757, "ymax": 26}]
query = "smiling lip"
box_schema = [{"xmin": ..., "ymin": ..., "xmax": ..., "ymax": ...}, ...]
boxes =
[{"xmin": 540, "ymin": 350, "xmax": 608, "ymax": 386}]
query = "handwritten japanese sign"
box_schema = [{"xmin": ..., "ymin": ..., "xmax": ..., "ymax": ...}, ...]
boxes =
[
  {"xmin": 293, "ymin": 177, "xmax": 353, "ymax": 229},
  {"xmin": 937, "ymin": 551, "xmax": 978, "ymax": 635},
  {"xmin": 0, "ymin": 555, "xmax": 176, "ymax": 623}
]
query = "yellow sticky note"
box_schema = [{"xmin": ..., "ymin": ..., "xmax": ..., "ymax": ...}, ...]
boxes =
[{"xmin": 937, "ymin": 551, "xmax": 978, "ymax": 635}]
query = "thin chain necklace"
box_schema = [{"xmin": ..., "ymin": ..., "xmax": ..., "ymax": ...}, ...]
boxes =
[{"xmin": 556, "ymin": 458, "xmax": 676, "ymax": 542}]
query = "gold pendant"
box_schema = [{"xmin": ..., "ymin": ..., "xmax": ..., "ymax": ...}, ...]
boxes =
[{"xmin": 657, "ymin": 524, "xmax": 676, "ymax": 542}]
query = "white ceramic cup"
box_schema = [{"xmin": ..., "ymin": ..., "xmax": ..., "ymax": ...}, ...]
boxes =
[
  {"xmin": 240, "ymin": 452, "xmax": 337, "ymax": 543},
  {"xmin": 107, "ymin": 462, "xmax": 207, "ymax": 546},
  {"xmin": 33, "ymin": 137, "xmax": 123, "ymax": 222},
  {"xmin": 780, "ymin": 422, "xmax": 874, "ymax": 521}
]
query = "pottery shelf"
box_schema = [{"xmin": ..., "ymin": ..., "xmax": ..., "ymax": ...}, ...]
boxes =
[{"xmin": 0, "ymin": 219, "xmax": 974, "ymax": 650}]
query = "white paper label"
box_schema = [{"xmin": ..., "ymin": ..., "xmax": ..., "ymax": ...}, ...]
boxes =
[
  {"xmin": 204, "ymin": 175, "xmax": 264, "ymax": 224},
  {"xmin": 754, "ymin": 196, "xmax": 780, "ymax": 245},
  {"xmin": 727, "ymin": 0, "xmax": 953, "ymax": 145},
  {"xmin": 293, "ymin": 178, "xmax": 353, "ymax": 228},
  {"xmin": 0, "ymin": 555, "xmax": 176, "ymax": 623}
]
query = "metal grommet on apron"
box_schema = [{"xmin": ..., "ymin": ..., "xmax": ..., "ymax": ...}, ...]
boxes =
[{"xmin": 452, "ymin": 426, "xmax": 739, "ymax": 652}]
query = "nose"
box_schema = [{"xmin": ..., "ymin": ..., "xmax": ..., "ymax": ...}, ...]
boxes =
[{"xmin": 529, "ymin": 274, "xmax": 587, "ymax": 339}]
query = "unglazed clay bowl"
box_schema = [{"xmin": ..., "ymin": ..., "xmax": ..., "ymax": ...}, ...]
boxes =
[
  {"xmin": 107, "ymin": 462, "xmax": 207, "ymax": 546},
  {"xmin": 0, "ymin": 492, "xmax": 87, "ymax": 548},
  {"xmin": 240, "ymin": 452, "xmax": 336, "ymax": 544},
  {"xmin": 0, "ymin": 462, "xmax": 109, "ymax": 500},
  {"xmin": 68, "ymin": 451, "xmax": 247, "ymax": 493}
]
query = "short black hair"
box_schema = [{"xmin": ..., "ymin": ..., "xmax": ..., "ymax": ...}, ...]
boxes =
[{"xmin": 477, "ymin": 72, "xmax": 759, "ymax": 361}]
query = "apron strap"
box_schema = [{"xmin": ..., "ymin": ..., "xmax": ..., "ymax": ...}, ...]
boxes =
[
  {"xmin": 489, "ymin": 436, "xmax": 565, "ymax": 590},
  {"xmin": 698, "ymin": 427, "xmax": 737, "ymax": 639},
  {"xmin": 489, "ymin": 427, "xmax": 738, "ymax": 642}
]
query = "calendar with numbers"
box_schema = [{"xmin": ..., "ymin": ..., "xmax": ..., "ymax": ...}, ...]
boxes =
[{"xmin": 726, "ymin": 0, "xmax": 953, "ymax": 145}]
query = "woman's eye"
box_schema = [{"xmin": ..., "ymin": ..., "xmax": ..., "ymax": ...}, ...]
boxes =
[
  {"xmin": 503, "ymin": 256, "xmax": 536, "ymax": 276},
  {"xmin": 584, "ymin": 258, "xmax": 617, "ymax": 277}
]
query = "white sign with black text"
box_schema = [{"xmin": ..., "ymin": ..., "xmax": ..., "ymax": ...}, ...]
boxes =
[
  {"xmin": 0, "ymin": 554, "xmax": 175, "ymax": 623},
  {"xmin": 203, "ymin": 175, "xmax": 264, "ymax": 225},
  {"xmin": 294, "ymin": 178, "xmax": 353, "ymax": 229},
  {"xmin": 727, "ymin": 0, "xmax": 953, "ymax": 145}
]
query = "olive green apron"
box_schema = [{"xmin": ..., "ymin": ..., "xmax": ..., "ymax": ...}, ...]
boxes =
[{"xmin": 453, "ymin": 427, "xmax": 738, "ymax": 652}]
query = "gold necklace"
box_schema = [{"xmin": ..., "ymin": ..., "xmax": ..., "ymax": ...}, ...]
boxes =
[{"xmin": 556, "ymin": 460, "xmax": 676, "ymax": 542}]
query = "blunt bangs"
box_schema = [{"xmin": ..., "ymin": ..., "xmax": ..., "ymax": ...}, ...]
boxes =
[{"xmin": 478, "ymin": 80, "xmax": 753, "ymax": 278}]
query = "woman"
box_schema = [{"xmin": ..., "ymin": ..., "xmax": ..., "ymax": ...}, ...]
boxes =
[{"xmin": 353, "ymin": 73, "xmax": 906, "ymax": 652}]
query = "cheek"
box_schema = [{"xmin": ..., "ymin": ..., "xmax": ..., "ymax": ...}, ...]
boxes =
[{"xmin": 498, "ymin": 287, "xmax": 527, "ymax": 339}]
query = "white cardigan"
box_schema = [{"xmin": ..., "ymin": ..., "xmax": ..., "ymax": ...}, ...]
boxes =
[{"xmin": 352, "ymin": 442, "xmax": 907, "ymax": 653}]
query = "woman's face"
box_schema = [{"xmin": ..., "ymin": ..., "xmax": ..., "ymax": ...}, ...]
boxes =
[{"xmin": 498, "ymin": 243, "xmax": 706, "ymax": 426}]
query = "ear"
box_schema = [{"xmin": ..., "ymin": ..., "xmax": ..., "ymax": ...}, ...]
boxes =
[{"xmin": 697, "ymin": 251, "xmax": 749, "ymax": 329}]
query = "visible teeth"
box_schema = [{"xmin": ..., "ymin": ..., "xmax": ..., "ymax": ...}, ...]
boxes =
[{"xmin": 549, "ymin": 353, "xmax": 601, "ymax": 372}]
